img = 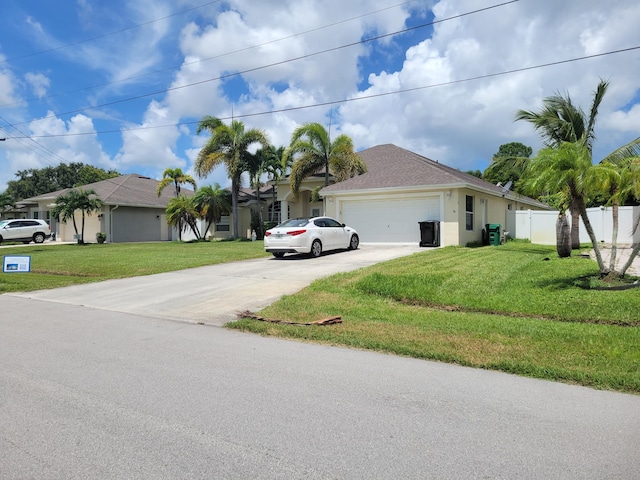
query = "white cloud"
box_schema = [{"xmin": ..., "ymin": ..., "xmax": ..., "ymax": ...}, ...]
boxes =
[{"xmin": 25, "ymin": 72, "xmax": 50, "ymax": 98}]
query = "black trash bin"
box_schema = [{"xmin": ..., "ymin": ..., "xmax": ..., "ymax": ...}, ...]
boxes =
[{"xmin": 419, "ymin": 221, "xmax": 440, "ymax": 247}]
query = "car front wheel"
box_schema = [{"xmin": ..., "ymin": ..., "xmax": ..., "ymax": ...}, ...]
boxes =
[
  {"xmin": 310, "ymin": 239, "xmax": 322, "ymax": 258},
  {"xmin": 348, "ymin": 234, "xmax": 359, "ymax": 250},
  {"xmin": 33, "ymin": 233, "xmax": 45, "ymax": 244}
]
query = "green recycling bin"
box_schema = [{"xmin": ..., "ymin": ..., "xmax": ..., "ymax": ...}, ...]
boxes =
[{"xmin": 486, "ymin": 224, "xmax": 501, "ymax": 246}]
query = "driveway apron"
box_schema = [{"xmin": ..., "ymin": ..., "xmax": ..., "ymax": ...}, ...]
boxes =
[{"xmin": 6, "ymin": 244, "xmax": 422, "ymax": 325}]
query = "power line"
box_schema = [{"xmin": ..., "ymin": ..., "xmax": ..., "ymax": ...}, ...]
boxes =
[
  {"xmin": 0, "ymin": 115, "xmax": 67, "ymax": 165},
  {"xmin": 8, "ymin": 45, "xmax": 638, "ymax": 141},
  {"xmin": 0, "ymin": 0, "xmax": 421, "ymax": 109},
  {"xmin": 0, "ymin": 0, "xmax": 224, "ymax": 66},
  {"xmin": 4, "ymin": 0, "xmax": 519, "ymax": 130}
]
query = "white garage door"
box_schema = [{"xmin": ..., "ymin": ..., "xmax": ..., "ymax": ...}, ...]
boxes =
[{"xmin": 341, "ymin": 197, "xmax": 441, "ymax": 243}]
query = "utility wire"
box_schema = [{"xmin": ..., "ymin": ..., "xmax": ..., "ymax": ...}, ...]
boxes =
[
  {"xmin": 0, "ymin": 0, "xmax": 421, "ymax": 108},
  {"xmin": 9, "ymin": 45, "xmax": 638, "ymax": 140},
  {"xmin": 0, "ymin": 0, "xmax": 224, "ymax": 65},
  {"xmin": 4, "ymin": 0, "xmax": 518, "ymax": 129}
]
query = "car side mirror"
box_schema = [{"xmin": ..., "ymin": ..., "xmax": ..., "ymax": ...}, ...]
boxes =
[{"xmin": 341, "ymin": 223, "xmax": 346, "ymax": 227}]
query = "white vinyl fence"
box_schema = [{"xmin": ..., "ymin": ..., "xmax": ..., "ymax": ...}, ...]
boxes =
[{"xmin": 507, "ymin": 206, "xmax": 640, "ymax": 246}]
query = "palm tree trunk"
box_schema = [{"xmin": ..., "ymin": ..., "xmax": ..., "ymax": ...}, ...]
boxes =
[
  {"xmin": 577, "ymin": 200, "xmax": 607, "ymax": 274},
  {"xmin": 556, "ymin": 213, "xmax": 571, "ymax": 258},
  {"xmin": 231, "ymin": 176, "xmax": 239, "ymax": 239},
  {"xmin": 620, "ymin": 215, "xmax": 640, "ymax": 276},
  {"xmin": 570, "ymin": 201, "xmax": 580, "ymax": 250},
  {"xmin": 609, "ymin": 203, "xmax": 619, "ymax": 272}
]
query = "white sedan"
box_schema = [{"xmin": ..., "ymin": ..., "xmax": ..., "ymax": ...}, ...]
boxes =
[{"xmin": 264, "ymin": 216, "xmax": 359, "ymax": 258}]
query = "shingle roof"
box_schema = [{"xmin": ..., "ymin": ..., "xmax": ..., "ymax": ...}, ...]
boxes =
[
  {"xmin": 19, "ymin": 174, "xmax": 190, "ymax": 208},
  {"xmin": 320, "ymin": 144, "xmax": 548, "ymax": 207}
]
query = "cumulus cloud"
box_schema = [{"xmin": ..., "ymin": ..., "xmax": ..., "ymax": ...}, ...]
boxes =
[
  {"xmin": 1, "ymin": 0, "xmax": 639, "ymax": 192},
  {"xmin": 25, "ymin": 73, "xmax": 50, "ymax": 98}
]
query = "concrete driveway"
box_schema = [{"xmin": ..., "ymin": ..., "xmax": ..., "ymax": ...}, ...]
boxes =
[{"xmin": 6, "ymin": 244, "xmax": 423, "ymax": 326}]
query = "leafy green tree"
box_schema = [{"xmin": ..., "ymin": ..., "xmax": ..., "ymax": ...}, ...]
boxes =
[
  {"xmin": 194, "ymin": 116, "xmax": 269, "ymax": 239},
  {"xmin": 166, "ymin": 195, "xmax": 201, "ymax": 240},
  {"xmin": 482, "ymin": 142, "xmax": 532, "ymax": 191},
  {"xmin": 0, "ymin": 191, "xmax": 15, "ymax": 214},
  {"xmin": 193, "ymin": 184, "xmax": 231, "ymax": 239},
  {"xmin": 51, "ymin": 188, "xmax": 103, "ymax": 244},
  {"xmin": 6, "ymin": 163, "xmax": 119, "ymax": 201},
  {"xmin": 283, "ymin": 122, "xmax": 366, "ymax": 196}
]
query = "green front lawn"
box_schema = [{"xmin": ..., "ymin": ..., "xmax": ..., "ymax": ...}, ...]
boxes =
[
  {"xmin": 2, "ymin": 240, "xmax": 638, "ymax": 393},
  {"xmin": 229, "ymin": 243, "xmax": 640, "ymax": 394},
  {"xmin": 0, "ymin": 240, "xmax": 269, "ymax": 293}
]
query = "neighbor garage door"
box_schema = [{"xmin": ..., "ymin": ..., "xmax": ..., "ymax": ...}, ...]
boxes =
[{"xmin": 341, "ymin": 196, "xmax": 441, "ymax": 243}]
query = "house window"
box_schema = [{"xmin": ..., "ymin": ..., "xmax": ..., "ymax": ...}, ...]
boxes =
[
  {"xmin": 311, "ymin": 208, "xmax": 320, "ymax": 217},
  {"xmin": 216, "ymin": 215, "xmax": 230, "ymax": 232},
  {"xmin": 269, "ymin": 201, "xmax": 281, "ymax": 223},
  {"xmin": 465, "ymin": 195, "xmax": 474, "ymax": 231}
]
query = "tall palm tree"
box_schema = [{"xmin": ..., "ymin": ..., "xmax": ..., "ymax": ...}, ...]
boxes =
[
  {"xmin": 263, "ymin": 145, "xmax": 286, "ymax": 222},
  {"xmin": 157, "ymin": 167, "xmax": 197, "ymax": 197},
  {"xmin": 283, "ymin": 122, "xmax": 366, "ymax": 196},
  {"xmin": 516, "ymin": 80, "xmax": 609, "ymax": 249},
  {"xmin": 51, "ymin": 188, "xmax": 103, "ymax": 244},
  {"xmin": 193, "ymin": 184, "xmax": 231, "ymax": 239},
  {"xmin": 195, "ymin": 116, "xmax": 269, "ymax": 239}
]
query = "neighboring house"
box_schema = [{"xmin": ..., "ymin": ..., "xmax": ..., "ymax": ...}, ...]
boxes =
[
  {"xmin": 208, "ymin": 184, "xmax": 277, "ymax": 240},
  {"xmin": 272, "ymin": 172, "xmax": 334, "ymax": 223},
  {"xmin": 18, "ymin": 174, "xmax": 188, "ymax": 243},
  {"xmin": 318, "ymin": 144, "xmax": 550, "ymax": 247}
]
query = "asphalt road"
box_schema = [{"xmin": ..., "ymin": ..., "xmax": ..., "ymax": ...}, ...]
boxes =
[{"xmin": 1, "ymin": 244, "xmax": 639, "ymax": 478}]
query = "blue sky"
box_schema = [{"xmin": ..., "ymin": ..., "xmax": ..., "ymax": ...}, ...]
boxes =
[{"xmin": 1, "ymin": 0, "xmax": 639, "ymax": 192}]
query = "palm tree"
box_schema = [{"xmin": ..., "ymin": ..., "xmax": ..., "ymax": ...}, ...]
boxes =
[
  {"xmin": 195, "ymin": 116, "xmax": 269, "ymax": 239},
  {"xmin": 523, "ymin": 143, "xmax": 601, "ymax": 262},
  {"xmin": 156, "ymin": 167, "xmax": 197, "ymax": 197},
  {"xmin": 193, "ymin": 184, "xmax": 231, "ymax": 239},
  {"xmin": 516, "ymin": 80, "xmax": 609, "ymax": 249},
  {"xmin": 51, "ymin": 188, "xmax": 103, "ymax": 244},
  {"xmin": 166, "ymin": 195, "xmax": 201, "ymax": 239},
  {"xmin": 157, "ymin": 168, "xmax": 197, "ymax": 241},
  {"xmin": 594, "ymin": 154, "xmax": 640, "ymax": 273},
  {"xmin": 263, "ymin": 146, "xmax": 286, "ymax": 223},
  {"xmin": 283, "ymin": 122, "xmax": 366, "ymax": 196}
]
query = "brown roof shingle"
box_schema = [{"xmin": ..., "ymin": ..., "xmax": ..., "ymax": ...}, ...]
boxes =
[
  {"xmin": 19, "ymin": 174, "xmax": 190, "ymax": 208},
  {"xmin": 320, "ymin": 144, "xmax": 548, "ymax": 208}
]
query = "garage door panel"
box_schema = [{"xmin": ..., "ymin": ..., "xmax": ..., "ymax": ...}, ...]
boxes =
[{"xmin": 341, "ymin": 197, "xmax": 440, "ymax": 243}]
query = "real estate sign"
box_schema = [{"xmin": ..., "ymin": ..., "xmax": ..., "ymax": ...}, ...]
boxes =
[{"xmin": 2, "ymin": 255, "xmax": 31, "ymax": 273}]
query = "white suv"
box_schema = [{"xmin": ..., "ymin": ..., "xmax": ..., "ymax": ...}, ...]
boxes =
[{"xmin": 0, "ymin": 219, "xmax": 51, "ymax": 244}]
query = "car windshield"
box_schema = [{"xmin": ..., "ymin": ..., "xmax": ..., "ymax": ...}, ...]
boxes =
[
  {"xmin": 276, "ymin": 218, "xmax": 310, "ymax": 228},
  {"xmin": 0, "ymin": 221, "xmax": 8, "ymax": 228}
]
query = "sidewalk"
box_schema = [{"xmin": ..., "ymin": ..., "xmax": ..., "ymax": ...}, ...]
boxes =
[{"xmin": 590, "ymin": 245, "xmax": 640, "ymax": 276}]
